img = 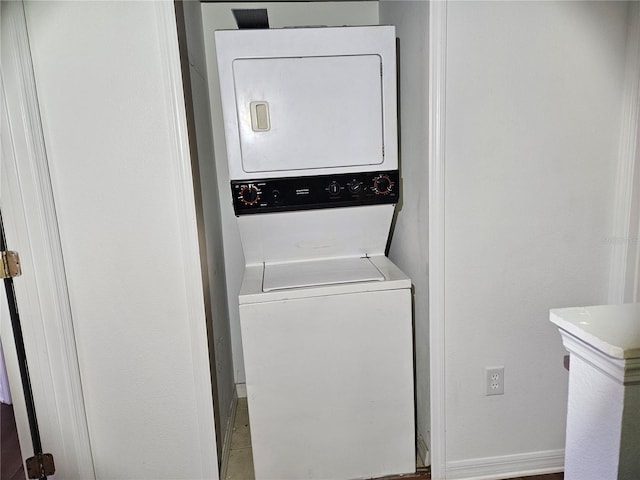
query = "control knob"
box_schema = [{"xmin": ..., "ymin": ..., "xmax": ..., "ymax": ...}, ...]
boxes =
[
  {"xmin": 372, "ymin": 174, "xmax": 394, "ymax": 195},
  {"xmin": 239, "ymin": 184, "xmax": 260, "ymax": 205},
  {"xmin": 328, "ymin": 181, "xmax": 341, "ymax": 195},
  {"xmin": 348, "ymin": 180, "xmax": 362, "ymax": 194}
]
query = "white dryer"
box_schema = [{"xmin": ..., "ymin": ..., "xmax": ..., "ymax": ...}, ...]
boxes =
[{"xmin": 215, "ymin": 26, "xmax": 414, "ymax": 480}]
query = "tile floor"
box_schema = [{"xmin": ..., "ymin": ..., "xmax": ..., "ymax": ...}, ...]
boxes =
[
  {"xmin": 225, "ymin": 398, "xmax": 254, "ymax": 480},
  {"xmin": 223, "ymin": 398, "xmax": 563, "ymax": 480}
]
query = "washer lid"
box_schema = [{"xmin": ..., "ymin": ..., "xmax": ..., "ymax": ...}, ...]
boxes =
[
  {"xmin": 263, "ymin": 257, "xmax": 384, "ymax": 292},
  {"xmin": 239, "ymin": 255, "xmax": 411, "ymax": 304}
]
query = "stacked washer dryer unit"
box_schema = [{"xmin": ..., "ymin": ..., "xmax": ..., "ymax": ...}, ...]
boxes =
[{"xmin": 215, "ymin": 26, "xmax": 414, "ymax": 480}]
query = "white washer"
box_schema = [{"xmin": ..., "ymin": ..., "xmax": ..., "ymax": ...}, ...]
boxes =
[
  {"xmin": 214, "ymin": 26, "xmax": 415, "ymax": 479},
  {"xmin": 239, "ymin": 255, "xmax": 414, "ymax": 480}
]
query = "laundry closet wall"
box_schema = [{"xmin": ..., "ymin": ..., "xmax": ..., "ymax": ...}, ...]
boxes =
[
  {"xmin": 378, "ymin": 1, "xmax": 430, "ymax": 464},
  {"xmin": 178, "ymin": 0, "xmax": 235, "ymax": 459}
]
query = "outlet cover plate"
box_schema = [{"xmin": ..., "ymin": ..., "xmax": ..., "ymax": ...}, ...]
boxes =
[{"xmin": 485, "ymin": 366, "xmax": 504, "ymax": 396}]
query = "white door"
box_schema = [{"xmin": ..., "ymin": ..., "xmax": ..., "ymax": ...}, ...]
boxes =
[{"xmin": 1, "ymin": 2, "xmax": 95, "ymax": 477}]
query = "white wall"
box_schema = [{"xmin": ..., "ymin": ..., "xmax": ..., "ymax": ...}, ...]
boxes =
[
  {"xmin": 439, "ymin": 1, "xmax": 629, "ymax": 476},
  {"xmin": 201, "ymin": 2, "xmax": 380, "ymax": 386},
  {"xmin": 24, "ymin": 2, "xmax": 218, "ymax": 478},
  {"xmin": 378, "ymin": 0, "xmax": 430, "ymax": 464}
]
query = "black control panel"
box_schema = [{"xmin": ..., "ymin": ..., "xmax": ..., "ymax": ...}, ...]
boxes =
[{"xmin": 231, "ymin": 170, "xmax": 400, "ymax": 215}]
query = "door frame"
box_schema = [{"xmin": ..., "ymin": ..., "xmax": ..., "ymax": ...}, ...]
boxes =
[
  {"xmin": 609, "ymin": 1, "xmax": 640, "ymax": 304},
  {"xmin": 1, "ymin": 2, "xmax": 95, "ymax": 477},
  {"xmin": 428, "ymin": 1, "xmax": 447, "ymax": 478}
]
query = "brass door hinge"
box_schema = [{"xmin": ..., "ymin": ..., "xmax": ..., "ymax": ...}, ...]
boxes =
[
  {"xmin": 26, "ymin": 453, "xmax": 55, "ymax": 478},
  {"xmin": 1, "ymin": 250, "xmax": 21, "ymax": 279}
]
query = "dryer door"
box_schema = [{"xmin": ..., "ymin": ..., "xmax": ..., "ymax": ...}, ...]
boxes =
[{"xmin": 232, "ymin": 54, "xmax": 384, "ymax": 174}]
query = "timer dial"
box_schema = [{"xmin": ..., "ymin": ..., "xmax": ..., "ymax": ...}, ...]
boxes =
[
  {"xmin": 372, "ymin": 174, "xmax": 394, "ymax": 195},
  {"xmin": 239, "ymin": 184, "xmax": 260, "ymax": 205}
]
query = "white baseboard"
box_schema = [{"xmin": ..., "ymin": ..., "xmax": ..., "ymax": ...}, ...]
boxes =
[
  {"xmin": 446, "ymin": 449, "xmax": 564, "ymax": 480},
  {"xmin": 236, "ymin": 383, "xmax": 247, "ymax": 398}
]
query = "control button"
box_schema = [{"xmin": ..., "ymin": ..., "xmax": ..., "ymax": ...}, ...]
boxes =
[
  {"xmin": 348, "ymin": 181, "xmax": 362, "ymax": 194},
  {"xmin": 239, "ymin": 184, "xmax": 260, "ymax": 205},
  {"xmin": 372, "ymin": 174, "xmax": 394, "ymax": 195},
  {"xmin": 328, "ymin": 181, "xmax": 341, "ymax": 195},
  {"xmin": 272, "ymin": 189, "xmax": 281, "ymax": 200}
]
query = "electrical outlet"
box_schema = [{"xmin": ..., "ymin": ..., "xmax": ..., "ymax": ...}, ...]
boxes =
[{"xmin": 485, "ymin": 367, "xmax": 504, "ymax": 396}]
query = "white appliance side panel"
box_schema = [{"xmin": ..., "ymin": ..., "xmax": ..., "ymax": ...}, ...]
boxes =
[
  {"xmin": 238, "ymin": 204, "xmax": 395, "ymax": 264},
  {"xmin": 240, "ymin": 288, "xmax": 415, "ymax": 480},
  {"xmin": 233, "ymin": 55, "xmax": 384, "ymax": 173}
]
